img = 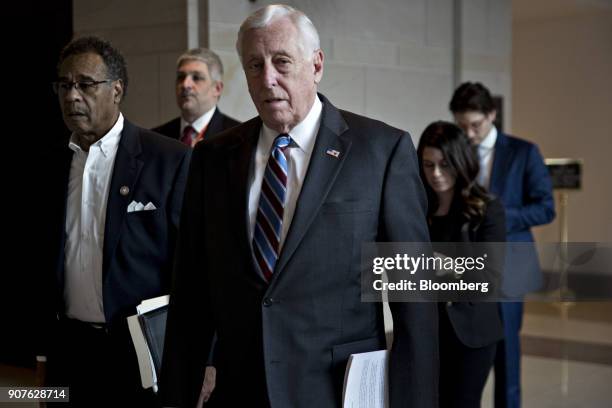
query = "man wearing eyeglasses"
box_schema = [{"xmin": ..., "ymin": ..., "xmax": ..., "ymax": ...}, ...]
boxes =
[
  {"xmin": 153, "ymin": 48, "xmax": 239, "ymax": 147},
  {"xmin": 450, "ymin": 82, "xmax": 555, "ymax": 408},
  {"xmin": 40, "ymin": 36, "xmax": 190, "ymax": 407}
]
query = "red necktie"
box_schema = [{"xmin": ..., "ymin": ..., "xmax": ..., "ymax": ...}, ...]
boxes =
[{"xmin": 181, "ymin": 125, "xmax": 196, "ymax": 147}]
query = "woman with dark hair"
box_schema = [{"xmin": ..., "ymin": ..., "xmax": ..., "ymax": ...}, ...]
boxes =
[{"xmin": 417, "ymin": 121, "xmax": 505, "ymax": 408}]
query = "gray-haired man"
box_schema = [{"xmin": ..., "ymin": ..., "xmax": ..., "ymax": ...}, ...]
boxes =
[
  {"xmin": 153, "ymin": 48, "xmax": 239, "ymax": 146},
  {"xmin": 162, "ymin": 5, "xmax": 438, "ymax": 408}
]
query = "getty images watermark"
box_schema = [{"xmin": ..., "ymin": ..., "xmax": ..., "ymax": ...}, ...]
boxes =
[
  {"xmin": 361, "ymin": 242, "xmax": 612, "ymax": 302},
  {"xmin": 372, "ymin": 252, "xmax": 491, "ymax": 293}
]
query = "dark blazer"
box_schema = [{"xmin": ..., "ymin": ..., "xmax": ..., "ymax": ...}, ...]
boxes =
[
  {"xmin": 50, "ymin": 119, "xmax": 191, "ymax": 326},
  {"xmin": 161, "ymin": 94, "xmax": 438, "ymax": 408},
  {"xmin": 433, "ymin": 198, "xmax": 506, "ymax": 348},
  {"xmin": 488, "ymin": 133, "xmax": 555, "ymax": 296},
  {"xmin": 153, "ymin": 107, "xmax": 238, "ymax": 367},
  {"xmin": 152, "ymin": 107, "xmax": 240, "ymax": 142}
]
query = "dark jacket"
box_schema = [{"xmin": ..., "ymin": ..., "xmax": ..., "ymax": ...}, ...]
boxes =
[
  {"xmin": 153, "ymin": 108, "xmax": 239, "ymax": 142},
  {"xmin": 162, "ymin": 94, "xmax": 438, "ymax": 408}
]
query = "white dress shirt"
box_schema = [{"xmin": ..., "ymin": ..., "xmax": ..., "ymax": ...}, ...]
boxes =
[
  {"xmin": 64, "ymin": 113, "xmax": 124, "ymax": 323},
  {"xmin": 477, "ymin": 126, "xmax": 498, "ymax": 189},
  {"xmin": 248, "ymin": 95, "xmax": 323, "ymax": 253},
  {"xmin": 180, "ymin": 105, "xmax": 216, "ymax": 140}
]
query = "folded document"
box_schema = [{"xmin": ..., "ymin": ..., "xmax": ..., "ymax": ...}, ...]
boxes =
[
  {"xmin": 342, "ymin": 349, "xmax": 389, "ymax": 408},
  {"xmin": 127, "ymin": 295, "xmax": 169, "ymax": 392}
]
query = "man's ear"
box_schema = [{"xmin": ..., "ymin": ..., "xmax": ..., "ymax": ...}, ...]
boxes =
[
  {"xmin": 113, "ymin": 79, "xmax": 124, "ymax": 104},
  {"xmin": 213, "ymin": 80, "xmax": 224, "ymax": 99},
  {"xmin": 313, "ymin": 49, "xmax": 324, "ymax": 84},
  {"xmin": 488, "ymin": 110, "xmax": 497, "ymax": 123}
]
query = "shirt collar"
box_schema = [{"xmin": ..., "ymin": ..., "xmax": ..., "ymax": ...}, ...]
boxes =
[
  {"xmin": 68, "ymin": 112, "xmax": 124, "ymax": 156},
  {"xmin": 261, "ymin": 95, "xmax": 323, "ymax": 154},
  {"xmin": 479, "ymin": 125, "xmax": 498, "ymax": 150},
  {"xmin": 181, "ymin": 106, "xmax": 217, "ymax": 134}
]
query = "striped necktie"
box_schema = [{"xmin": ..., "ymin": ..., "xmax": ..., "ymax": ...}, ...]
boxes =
[{"xmin": 253, "ymin": 134, "xmax": 291, "ymax": 281}]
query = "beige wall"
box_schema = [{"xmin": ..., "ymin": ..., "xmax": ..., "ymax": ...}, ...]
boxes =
[
  {"xmin": 71, "ymin": 0, "xmax": 513, "ymax": 142},
  {"xmin": 73, "ymin": 0, "xmax": 199, "ymax": 128},
  {"xmin": 513, "ymin": 9, "xmax": 612, "ymax": 242},
  {"xmin": 210, "ymin": 0, "xmax": 512, "ymax": 143},
  {"xmin": 460, "ymin": 0, "xmax": 513, "ymax": 131}
]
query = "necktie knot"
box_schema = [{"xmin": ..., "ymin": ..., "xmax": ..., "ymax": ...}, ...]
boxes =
[
  {"xmin": 274, "ymin": 134, "xmax": 291, "ymax": 150},
  {"xmin": 181, "ymin": 125, "xmax": 197, "ymax": 146}
]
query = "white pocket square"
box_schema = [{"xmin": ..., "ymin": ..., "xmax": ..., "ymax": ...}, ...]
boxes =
[{"xmin": 128, "ymin": 201, "xmax": 157, "ymax": 213}]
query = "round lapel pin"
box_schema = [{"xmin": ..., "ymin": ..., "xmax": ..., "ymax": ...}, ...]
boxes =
[{"xmin": 120, "ymin": 186, "xmax": 130, "ymax": 196}]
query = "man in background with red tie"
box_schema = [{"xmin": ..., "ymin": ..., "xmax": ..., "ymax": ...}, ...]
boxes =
[
  {"xmin": 153, "ymin": 48, "xmax": 239, "ymax": 146},
  {"xmin": 155, "ymin": 47, "xmax": 239, "ymax": 405}
]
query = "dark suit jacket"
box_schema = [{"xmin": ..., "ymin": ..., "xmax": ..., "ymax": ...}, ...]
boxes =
[
  {"xmin": 48, "ymin": 119, "xmax": 191, "ymax": 329},
  {"xmin": 154, "ymin": 107, "xmax": 238, "ymax": 366},
  {"xmin": 152, "ymin": 107, "xmax": 240, "ymax": 142},
  {"xmin": 161, "ymin": 94, "xmax": 438, "ymax": 408},
  {"xmin": 488, "ymin": 133, "xmax": 555, "ymax": 296},
  {"xmin": 431, "ymin": 198, "xmax": 506, "ymax": 348}
]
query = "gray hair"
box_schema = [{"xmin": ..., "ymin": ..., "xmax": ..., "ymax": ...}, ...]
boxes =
[
  {"xmin": 176, "ymin": 48, "xmax": 224, "ymax": 82},
  {"xmin": 236, "ymin": 4, "xmax": 321, "ymax": 62}
]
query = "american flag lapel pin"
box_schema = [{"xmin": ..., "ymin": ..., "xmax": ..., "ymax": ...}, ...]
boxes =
[{"xmin": 326, "ymin": 148, "xmax": 341, "ymax": 159}]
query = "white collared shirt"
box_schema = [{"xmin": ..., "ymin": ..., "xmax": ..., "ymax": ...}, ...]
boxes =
[
  {"xmin": 180, "ymin": 105, "xmax": 217, "ymax": 140},
  {"xmin": 477, "ymin": 126, "xmax": 497, "ymax": 189},
  {"xmin": 64, "ymin": 113, "xmax": 124, "ymax": 323},
  {"xmin": 248, "ymin": 95, "xmax": 323, "ymax": 252}
]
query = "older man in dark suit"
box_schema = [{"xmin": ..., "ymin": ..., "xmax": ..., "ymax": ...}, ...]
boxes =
[
  {"xmin": 153, "ymin": 48, "xmax": 239, "ymax": 146},
  {"xmin": 41, "ymin": 36, "xmax": 190, "ymax": 407},
  {"xmin": 162, "ymin": 5, "xmax": 438, "ymax": 408}
]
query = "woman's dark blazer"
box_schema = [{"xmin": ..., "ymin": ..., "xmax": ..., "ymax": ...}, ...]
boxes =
[{"xmin": 441, "ymin": 197, "xmax": 506, "ymax": 348}]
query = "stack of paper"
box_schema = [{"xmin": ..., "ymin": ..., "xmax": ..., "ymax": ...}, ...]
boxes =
[
  {"xmin": 342, "ymin": 349, "xmax": 389, "ymax": 408},
  {"xmin": 127, "ymin": 295, "xmax": 169, "ymax": 392}
]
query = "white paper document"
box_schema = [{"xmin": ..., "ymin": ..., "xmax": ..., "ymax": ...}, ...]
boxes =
[
  {"xmin": 137, "ymin": 294, "xmax": 169, "ymax": 314},
  {"xmin": 342, "ymin": 349, "xmax": 389, "ymax": 408},
  {"xmin": 127, "ymin": 294, "xmax": 170, "ymax": 392},
  {"xmin": 127, "ymin": 314, "xmax": 157, "ymax": 390}
]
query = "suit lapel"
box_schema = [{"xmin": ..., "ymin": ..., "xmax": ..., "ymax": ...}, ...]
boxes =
[
  {"xmin": 169, "ymin": 118, "xmax": 181, "ymax": 140},
  {"xmin": 205, "ymin": 108, "xmax": 224, "ymax": 138},
  {"xmin": 227, "ymin": 118, "xmax": 262, "ymax": 281},
  {"xmin": 489, "ymin": 132, "xmax": 512, "ymax": 196},
  {"xmin": 272, "ymin": 97, "xmax": 351, "ymax": 282},
  {"xmin": 103, "ymin": 120, "xmax": 144, "ymax": 277}
]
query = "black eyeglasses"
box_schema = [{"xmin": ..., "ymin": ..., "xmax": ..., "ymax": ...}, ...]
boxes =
[{"xmin": 52, "ymin": 79, "xmax": 115, "ymax": 95}]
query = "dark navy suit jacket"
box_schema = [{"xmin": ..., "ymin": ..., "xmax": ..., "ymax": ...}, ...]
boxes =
[
  {"xmin": 153, "ymin": 108, "xmax": 240, "ymax": 142},
  {"xmin": 488, "ymin": 132, "xmax": 555, "ymax": 296},
  {"xmin": 161, "ymin": 94, "xmax": 438, "ymax": 408},
  {"xmin": 51, "ymin": 119, "xmax": 191, "ymax": 326}
]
